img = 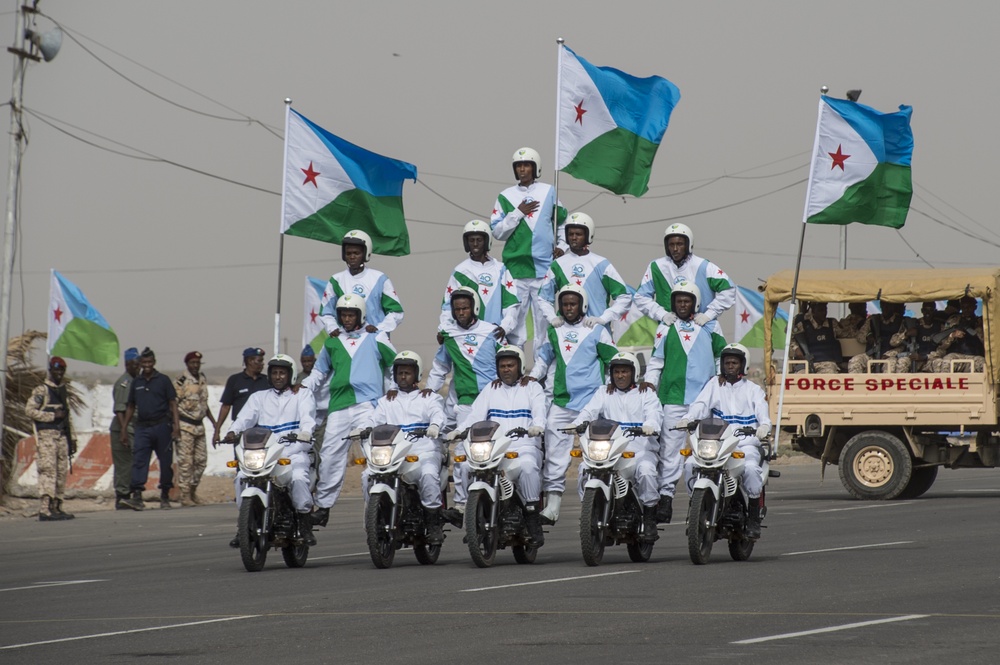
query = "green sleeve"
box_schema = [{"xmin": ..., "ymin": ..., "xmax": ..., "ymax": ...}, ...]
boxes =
[
  {"xmin": 601, "ymin": 273, "xmax": 628, "ymax": 300},
  {"xmin": 711, "ymin": 330, "xmax": 728, "ymax": 358}
]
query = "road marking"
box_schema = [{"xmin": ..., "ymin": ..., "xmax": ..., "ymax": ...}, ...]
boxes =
[
  {"xmin": 816, "ymin": 502, "xmax": 913, "ymax": 513},
  {"xmin": 459, "ymin": 570, "xmax": 639, "ymax": 593},
  {"xmin": 0, "ymin": 580, "xmax": 107, "ymax": 593},
  {"xmin": 953, "ymin": 489, "xmax": 1000, "ymax": 493},
  {"xmin": 782, "ymin": 541, "xmax": 913, "ymax": 557},
  {"xmin": 732, "ymin": 614, "xmax": 929, "ymax": 644},
  {"xmin": 309, "ymin": 552, "xmax": 369, "ymax": 560},
  {"xmin": 0, "ymin": 615, "xmax": 260, "ymax": 651}
]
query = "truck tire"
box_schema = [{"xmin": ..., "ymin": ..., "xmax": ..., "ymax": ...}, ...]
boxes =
[
  {"xmin": 838, "ymin": 430, "xmax": 913, "ymax": 500},
  {"xmin": 898, "ymin": 466, "xmax": 938, "ymax": 499}
]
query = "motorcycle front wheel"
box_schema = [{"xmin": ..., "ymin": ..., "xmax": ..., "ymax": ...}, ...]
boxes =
[
  {"xmin": 728, "ymin": 536, "xmax": 754, "ymax": 561},
  {"xmin": 687, "ymin": 488, "xmax": 716, "ymax": 565},
  {"xmin": 365, "ymin": 494, "xmax": 397, "ymax": 569},
  {"xmin": 466, "ymin": 491, "xmax": 499, "ymax": 568},
  {"xmin": 414, "ymin": 542, "xmax": 441, "ymax": 565},
  {"xmin": 512, "ymin": 544, "xmax": 538, "ymax": 564},
  {"xmin": 238, "ymin": 497, "xmax": 268, "ymax": 572},
  {"xmin": 580, "ymin": 488, "xmax": 607, "ymax": 566},
  {"xmin": 282, "ymin": 514, "xmax": 310, "ymax": 568}
]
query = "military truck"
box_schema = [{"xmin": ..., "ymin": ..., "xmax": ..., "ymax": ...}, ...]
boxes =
[{"xmin": 759, "ymin": 268, "xmax": 999, "ymax": 499}]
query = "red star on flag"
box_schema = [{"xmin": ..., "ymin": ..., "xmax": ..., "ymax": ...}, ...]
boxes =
[
  {"xmin": 717, "ymin": 269, "xmax": 724, "ymax": 275},
  {"xmin": 574, "ymin": 99, "xmax": 587, "ymax": 125},
  {"xmin": 446, "ymin": 286, "xmax": 453, "ymax": 294},
  {"xmin": 482, "ymin": 287, "xmax": 490, "ymax": 296},
  {"xmin": 505, "ymin": 281, "xmax": 513, "ymax": 289},
  {"xmin": 740, "ymin": 310, "xmax": 750, "ymax": 323},
  {"xmin": 53, "ymin": 306, "xmax": 63, "ymax": 323},
  {"xmin": 492, "ymin": 208, "xmax": 498, "ymax": 216},
  {"xmin": 310, "ymin": 308, "xmax": 318, "ymax": 323},
  {"xmin": 301, "ymin": 161, "xmax": 320, "ymax": 187},
  {"xmin": 683, "ymin": 334, "xmax": 691, "ymax": 341},
  {"xmin": 828, "ymin": 144, "xmax": 851, "ymax": 171}
]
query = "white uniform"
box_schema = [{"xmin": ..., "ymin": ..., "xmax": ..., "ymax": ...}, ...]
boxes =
[
  {"xmin": 458, "ymin": 380, "xmax": 547, "ymax": 503},
  {"xmin": 319, "ymin": 266, "xmax": 404, "ymax": 334},
  {"xmin": 361, "ymin": 390, "xmax": 447, "ymax": 509},
  {"xmin": 227, "ymin": 387, "xmax": 316, "ymax": 513},
  {"xmin": 682, "ymin": 377, "xmax": 770, "ymax": 498},
  {"xmin": 571, "ymin": 386, "xmax": 662, "ymax": 506}
]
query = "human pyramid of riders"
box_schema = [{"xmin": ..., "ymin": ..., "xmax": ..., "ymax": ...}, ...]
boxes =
[{"xmin": 224, "ymin": 147, "xmax": 773, "ymax": 554}]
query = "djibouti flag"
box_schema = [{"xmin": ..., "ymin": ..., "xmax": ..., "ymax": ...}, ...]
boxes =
[
  {"xmin": 556, "ymin": 45, "xmax": 680, "ymax": 197},
  {"xmin": 303, "ymin": 276, "xmax": 329, "ymax": 354},
  {"xmin": 805, "ymin": 96, "xmax": 913, "ymax": 228},
  {"xmin": 281, "ymin": 108, "xmax": 417, "ymax": 256},
  {"xmin": 735, "ymin": 286, "xmax": 787, "ymax": 350},
  {"xmin": 47, "ymin": 270, "xmax": 119, "ymax": 366}
]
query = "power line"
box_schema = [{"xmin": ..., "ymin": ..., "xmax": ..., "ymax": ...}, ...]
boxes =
[
  {"xmin": 895, "ymin": 230, "xmax": 934, "ymax": 268},
  {"xmin": 914, "ymin": 182, "xmax": 1000, "ymax": 241},
  {"xmin": 909, "ymin": 207, "xmax": 1000, "ymax": 249}
]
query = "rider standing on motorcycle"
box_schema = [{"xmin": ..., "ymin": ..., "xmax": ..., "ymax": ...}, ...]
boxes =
[
  {"xmin": 677, "ymin": 343, "xmax": 771, "ymax": 538},
  {"xmin": 570, "ymin": 352, "xmax": 662, "ymax": 542},
  {"xmin": 643, "ymin": 281, "xmax": 727, "ymax": 524},
  {"xmin": 530, "ymin": 284, "xmax": 619, "ymax": 525},
  {"xmin": 224, "ymin": 355, "xmax": 318, "ymax": 546},
  {"xmin": 301, "ymin": 294, "xmax": 397, "ymax": 529},
  {"xmin": 453, "ymin": 345, "xmax": 547, "ymax": 545},
  {"xmin": 359, "ymin": 351, "xmax": 448, "ymax": 544}
]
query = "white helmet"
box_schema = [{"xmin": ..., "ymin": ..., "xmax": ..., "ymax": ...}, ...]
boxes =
[
  {"xmin": 511, "ymin": 147, "xmax": 541, "ymax": 179},
  {"xmin": 608, "ymin": 352, "xmax": 639, "ymax": 381},
  {"xmin": 341, "ymin": 229, "xmax": 373, "ymax": 263},
  {"xmin": 495, "ymin": 345, "xmax": 526, "ymax": 376},
  {"xmin": 720, "ymin": 343, "xmax": 749, "ymax": 377},
  {"xmin": 565, "ymin": 211, "xmax": 595, "ymax": 244},
  {"xmin": 267, "ymin": 353, "xmax": 298, "ymax": 385},
  {"xmin": 335, "ymin": 293, "xmax": 367, "ymax": 325},
  {"xmin": 670, "ymin": 280, "xmax": 701, "ymax": 312},
  {"xmin": 664, "ymin": 223, "xmax": 693, "ymax": 254},
  {"xmin": 557, "ymin": 283, "xmax": 588, "ymax": 316},
  {"xmin": 463, "ymin": 219, "xmax": 492, "ymax": 252},
  {"xmin": 392, "ymin": 350, "xmax": 423, "ymax": 382},
  {"xmin": 450, "ymin": 286, "xmax": 480, "ymax": 318}
]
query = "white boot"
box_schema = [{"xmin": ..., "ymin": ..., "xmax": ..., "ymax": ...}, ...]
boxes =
[{"xmin": 540, "ymin": 491, "xmax": 562, "ymax": 524}]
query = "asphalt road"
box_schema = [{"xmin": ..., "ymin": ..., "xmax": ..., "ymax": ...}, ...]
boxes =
[{"xmin": 2, "ymin": 464, "xmax": 999, "ymax": 664}]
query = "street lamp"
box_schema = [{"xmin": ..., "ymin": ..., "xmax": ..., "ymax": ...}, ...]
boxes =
[{"xmin": 0, "ymin": 2, "xmax": 61, "ymax": 457}]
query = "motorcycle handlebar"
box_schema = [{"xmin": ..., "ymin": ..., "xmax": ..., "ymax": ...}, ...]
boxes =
[
  {"xmin": 342, "ymin": 427, "xmax": 373, "ymax": 442},
  {"xmin": 506, "ymin": 427, "xmax": 528, "ymax": 438}
]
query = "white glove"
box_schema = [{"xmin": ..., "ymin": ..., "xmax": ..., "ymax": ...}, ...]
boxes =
[
  {"xmin": 548, "ymin": 316, "xmax": 565, "ymax": 328},
  {"xmin": 425, "ymin": 424, "xmax": 440, "ymax": 439},
  {"xmin": 445, "ymin": 429, "xmax": 460, "ymax": 442},
  {"xmin": 756, "ymin": 424, "xmax": 771, "ymax": 440},
  {"xmin": 660, "ymin": 311, "xmax": 677, "ymax": 326},
  {"xmin": 676, "ymin": 419, "xmax": 691, "ymax": 431},
  {"xmin": 348, "ymin": 428, "xmax": 362, "ymax": 438},
  {"xmin": 693, "ymin": 313, "xmax": 711, "ymax": 327},
  {"xmin": 527, "ymin": 426, "xmax": 544, "ymax": 437},
  {"xmin": 641, "ymin": 424, "xmax": 657, "ymax": 436},
  {"xmin": 582, "ymin": 316, "xmax": 603, "ymax": 328}
]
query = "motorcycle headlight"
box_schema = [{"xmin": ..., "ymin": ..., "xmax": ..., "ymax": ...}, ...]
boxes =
[
  {"xmin": 469, "ymin": 441, "xmax": 493, "ymax": 462},
  {"xmin": 587, "ymin": 440, "xmax": 612, "ymax": 461},
  {"xmin": 370, "ymin": 446, "xmax": 393, "ymax": 466},
  {"xmin": 243, "ymin": 449, "xmax": 266, "ymax": 471},
  {"xmin": 697, "ymin": 439, "xmax": 720, "ymax": 460}
]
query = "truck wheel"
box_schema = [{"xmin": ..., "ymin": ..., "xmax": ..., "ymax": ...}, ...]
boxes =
[
  {"xmin": 898, "ymin": 466, "xmax": 938, "ymax": 499},
  {"xmin": 838, "ymin": 431, "xmax": 913, "ymax": 500}
]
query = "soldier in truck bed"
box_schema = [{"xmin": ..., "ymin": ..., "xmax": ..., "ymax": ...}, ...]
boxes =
[
  {"xmin": 835, "ymin": 301, "xmax": 869, "ymax": 339},
  {"xmin": 789, "ymin": 301, "xmax": 842, "ymax": 374},
  {"xmin": 847, "ymin": 301, "xmax": 907, "ymax": 373},
  {"xmin": 928, "ymin": 296, "xmax": 985, "ymax": 373},
  {"xmin": 890, "ymin": 302, "xmax": 944, "ymax": 373}
]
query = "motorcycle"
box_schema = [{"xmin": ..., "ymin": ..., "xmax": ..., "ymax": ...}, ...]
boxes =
[
  {"xmin": 227, "ymin": 427, "xmax": 316, "ymax": 572},
  {"xmin": 565, "ymin": 419, "xmax": 657, "ymax": 566},
  {"xmin": 456, "ymin": 421, "xmax": 540, "ymax": 568},
  {"xmin": 355, "ymin": 425, "xmax": 451, "ymax": 569},
  {"xmin": 677, "ymin": 417, "xmax": 776, "ymax": 565}
]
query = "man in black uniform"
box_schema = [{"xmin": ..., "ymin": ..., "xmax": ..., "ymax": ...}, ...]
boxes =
[
  {"xmin": 891, "ymin": 302, "xmax": 943, "ymax": 372},
  {"xmin": 929, "ymin": 296, "xmax": 985, "ymax": 373},
  {"xmin": 212, "ymin": 347, "xmax": 268, "ymax": 445},
  {"xmin": 790, "ymin": 302, "xmax": 843, "ymax": 373},
  {"xmin": 120, "ymin": 348, "xmax": 181, "ymax": 511}
]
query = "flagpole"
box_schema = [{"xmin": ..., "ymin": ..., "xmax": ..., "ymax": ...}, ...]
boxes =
[
  {"xmin": 773, "ymin": 88, "xmax": 826, "ymax": 456},
  {"xmin": 552, "ymin": 37, "xmax": 565, "ymax": 254},
  {"xmin": 275, "ymin": 98, "xmax": 292, "ymax": 355}
]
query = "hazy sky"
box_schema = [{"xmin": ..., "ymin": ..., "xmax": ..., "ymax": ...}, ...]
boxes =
[{"xmin": 2, "ymin": 1, "xmax": 998, "ymax": 378}]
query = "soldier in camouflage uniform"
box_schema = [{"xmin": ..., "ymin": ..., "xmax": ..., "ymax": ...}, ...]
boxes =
[
  {"xmin": 847, "ymin": 301, "xmax": 907, "ymax": 373},
  {"xmin": 790, "ymin": 302, "xmax": 842, "ymax": 374},
  {"xmin": 928, "ymin": 296, "xmax": 986, "ymax": 373},
  {"xmin": 25, "ymin": 357, "xmax": 76, "ymax": 521},
  {"xmin": 836, "ymin": 301, "xmax": 869, "ymax": 338},
  {"xmin": 174, "ymin": 351, "xmax": 216, "ymax": 506},
  {"xmin": 890, "ymin": 302, "xmax": 944, "ymax": 372}
]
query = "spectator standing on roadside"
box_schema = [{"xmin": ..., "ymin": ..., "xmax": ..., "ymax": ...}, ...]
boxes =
[
  {"xmin": 109, "ymin": 347, "xmax": 139, "ymax": 510},
  {"xmin": 121, "ymin": 348, "xmax": 180, "ymax": 511},
  {"xmin": 174, "ymin": 351, "xmax": 217, "ymax": 506},
  {"xmin": 26, "ymin": 356, "xmax": 76, "ymax": 521},
  {"xmin": 213, "ymin": 347, "xmax": 268, "ymax": 445}
]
